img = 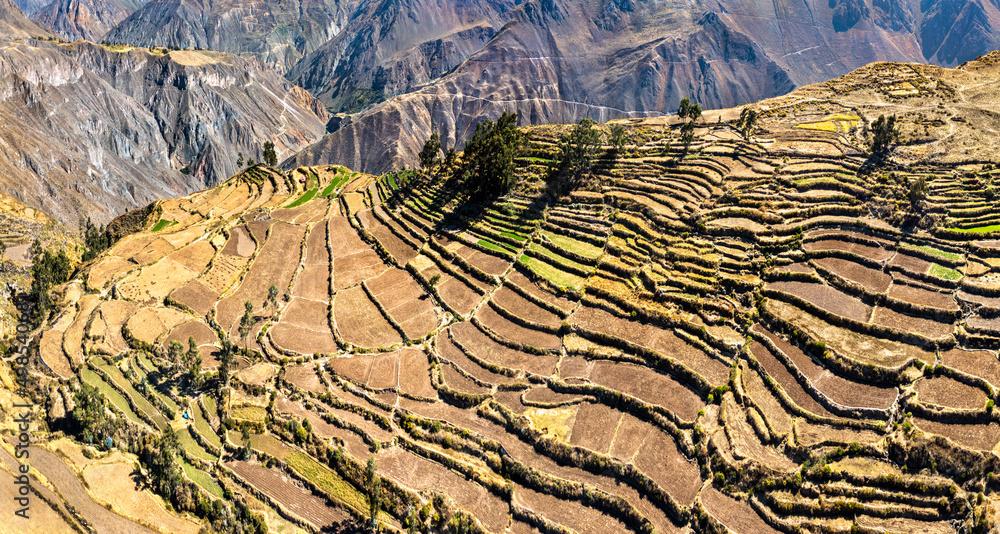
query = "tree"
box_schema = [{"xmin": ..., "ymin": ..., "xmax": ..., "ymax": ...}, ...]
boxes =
[
  {"xmin": 419, "ymin": 133, "xmax": 442, "ymax": 168},
  {"xmin": 237, "ymin": 152, "xmax": 244, "ymax": 168},
  {"xmin": 29, "ymin": 243, "xmax": 73, "ymax": 325},
  {"xmin": 239, "ymin": 301, "xmax": 254, "ymax": 347},
  {"xmin": 554, "ymin": 117, "xmax": 603, "ymax": 182},
  {"xmin": 456, "ymin": 111, "xmax": 523, "ymax": 197},
  {"xmin": 444, "ymin": 148, "xmax": 457, "ymax": 168},
  {"xmin": 262, "ymin": 141, "xmax": 278, "ymax": 167},
  {"xmin": 168, "ymin": 340, "xmax": 185, "ymax": 365},
  {"xmin": 678, "ymin": 97, "xmax": 701, "ymax": 122},
  {"xmin": 184, "ymin": 336, "xmax": 202, "ymax": 380},
  {"xmin": 908, "ymin": 175, "xmax": 928, "ymax": 209},
  {"xmin": 688, "ymin": 104, "xmax": 702, "ymax": 123},
  {"xmin": 266, "ymin": 284, "xmax": 279, "ymax": 316},
  {"xmin": 737, "ymin": 106, "xmax": 759, "ymax": 141},
  {"xmin": 70, "ymin": 383, "xmax": 111, "ymax": 444},
  {"xmin": 608, "ymin": 123, "xmax": 627, "ymax": 155},
  {"xmin": 870, "ymin": 114, "xmax": 899, "ymax": 154},
  {"xmin": 218, "ymin": 339, "xmax": 236, "ymax": 387},
  {"xmin": 680, "ymin": 120, "xmax": 696, "ymax": 153},
  {"xmin": 366, "ymin": 457, "xmax": 381, "ymax": 528},
  {"xmin": 81, "ymin": 217, "xmax": 110, "ymax": 262},
  {"xmin": 678, "ymin": 97, "xmax": 691, "ymax": 118}
]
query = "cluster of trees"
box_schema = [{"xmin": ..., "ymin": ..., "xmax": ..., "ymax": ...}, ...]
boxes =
[
  {"xmin": 138, "ymin": 428, "xmax": 267, "ymax": 534},
  {"xmin": 29, "ymin": 241, "xmax": 73, "ymax": 326},
  {"xmin": 235, "ymin": 141, "xmax": 279, "ymax": 169},
  {"xmin": 81, "ymin": 218, "xmax": 111, "ymax": 262},
  {"xmin": 167, "ymin": 336, "xmax": 203, "ymax": 385},
  {"xmin": 452, "ymin": 111, "xmax": 523, "ymax": 197},
  {"xmin": 69, "ymin": 383, "xmax": 115, "ymax": 446}
]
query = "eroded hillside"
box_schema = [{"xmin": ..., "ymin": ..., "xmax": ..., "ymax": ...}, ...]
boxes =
[{"xmin": 13, "ymin": 53, "xmax": 1000, "ymax": 533}]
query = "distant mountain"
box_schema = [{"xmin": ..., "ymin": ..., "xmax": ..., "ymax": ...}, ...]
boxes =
[
  {"xmin": 286, "ymin": 0, "xmax": 518, "ymax": 113},
  {"xmin": 32, "ymin": 0, "xmax": 145, "ymax": 41},
  {"xmin": 284, "ymin": 0, "xmax": 1000, "ymax": 174},
  {"xmin": 102, "ymin": 0, "xmax": 359, "ymax": 73},
  {"xmin": 0, "ymin": 40, "xmax": 328, "ymax": 226}
]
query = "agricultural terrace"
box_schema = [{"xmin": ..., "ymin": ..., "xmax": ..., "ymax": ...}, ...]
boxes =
[{"xmin": 32, "ymin": 55, "xmax": 1000, "ymax": 534}]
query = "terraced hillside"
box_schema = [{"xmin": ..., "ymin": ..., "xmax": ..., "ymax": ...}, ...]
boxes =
[{"xmin": 23, "ymin": 53, "xmax": 1000, "ymax": 533}]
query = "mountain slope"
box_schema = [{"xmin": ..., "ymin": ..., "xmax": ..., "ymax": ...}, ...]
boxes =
[
  {"xmin": 286, "ymin": 0, "xmax": 518, "ymax": 113},
  {"xmin": 286, "ymin": 0, "xmax": 800, "ymax": 173},
  {"xmin": 32, "ymin": 0, "xmax": 145, "ymax": 41},
  {"xmin": 0, "ymin": 0, "xmax": 55, "ymax": 38},
  {"xmin": 102, "ymin": 0, "xmax": 359, "ymax": 73},
  {"xmin": 0, "ymin": 40, "xmax": 328, "ymax": 226}
]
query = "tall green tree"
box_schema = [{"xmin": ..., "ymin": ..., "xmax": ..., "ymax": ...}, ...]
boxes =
[
  {"xmin": 168, "ymin": 340, "xmax": 185, "ymax": 365},
  {"xmin": 81, "ymin": 218, "xmax": 110, "ymax": 262},
  {"xmin": 366, "ymin": 457, "xmax": 381, "ymax": 527},
  {"xmin": 456, "ymin": 111, "xmax": 523, "ymax": 197},
  {"xmin": 263, "ymin": 141, "xmax": 278, "ymax": 167},
  {"xmin": 737, "ymin": 106, "xmax": 759, "ymax": 141},
  {"xmin": 678, "ymin": 97, "xmax": 691, "ymax": 118},
  {"xmin": 70, "ymin": 383, "xmax": 111, "ymax": 444},
  {"xmin": 184, "ymin": 336, "xmax": 202, "ymax": 380},
  {"xmin": 870, "ymin": 114, "xmax": 899, "ymax": 154},
  {"xmin": 419, "ymin": 133, "xmax": 442, "ymax": 168},
  {"xmin": 266, "ymin": 284, "xmax": 280, "ymax": 316},
  {"xmin": 608, "ymin": 123, "xmax": 627, "ymax": 155},
  {"xmin": 239, "ymin": 301, "xmax": 255, "ymax": 347},
  {"xmin": 680, "ymin": 120, "xmax": 696, "ymax": 153},
  {"xmin": 218, "ymin": 339, "xmax": 236, "ymax": 388},
  {"xmin": 555, "ymin": 117, "xmax": 603, "ymax": 181}
]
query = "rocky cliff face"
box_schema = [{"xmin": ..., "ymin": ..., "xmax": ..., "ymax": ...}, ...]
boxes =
[
  {"xmin": 32, "ymin": 0, "xmax": 144, "ymax": 42},
  {"xmin": 102, "ymin": 0, "xmax": 359, "ymax": 73},
  {"xmin": 0, "ymin": 0, "xmax": 55, "ymax": 38},
  {"xmin": 0, "ymin": 40, "xmax": 328, "ymax": 226},
  {"xmin": 286, "ymin": 0, "xmax": 517, "ymax": 113}
]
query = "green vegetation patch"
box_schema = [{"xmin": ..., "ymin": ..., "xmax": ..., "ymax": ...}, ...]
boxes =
[
  {"xmin": 949, "ymin": 224, "xmax": 1000, "ymax": 234},
  {"xmin": 285, "ymin": 452, "xmax": 371, "ymax": 516},
  {"xmin": 321, "ymin": 170, "xmax": 352, "ymax": 197},
  {"xmin": 181, "ymin": 458, "xmax": 225, "ymax": 498},
  {"xmin": 543, "ymin": 232, "xmax": 603, "ymax": 259},
  {"xmin": 518, "ymin": 254, "xmax": 584, "ymax": 290},
  {"xmin": 929, "ymin": 263, "xmax": 962, "ymax": 281},
  {"xmin": 80, "ymin": 368, "xmax": 142, "ymax": 424},
  {"xmin": 501, "ymin": 230, "xmax": 528, "ymax": 242},
  {"xmin": 151, "ymin": 219, "xmax": 177, "ymax": 232},
  {"xmin": 286, "ymin": 188, "xmax": 318, "ymax": 208},
  {"xmin": 177, "ymin": 428, "xmax": 217, "ymax": 462},
  {"xmin": 193, "ymin": 402, "xmax": 222, "ymax": 449},
  {"xmin": 906, "ymin": 244, "xmax": 962, "ymax": 262},
  {"xmin": 477, "ymin": 240, "xmax": 512, "ymax": 255},
  {"xmin": 529, "ymin": 242, "xmax": 590, "ymax": 273}
]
